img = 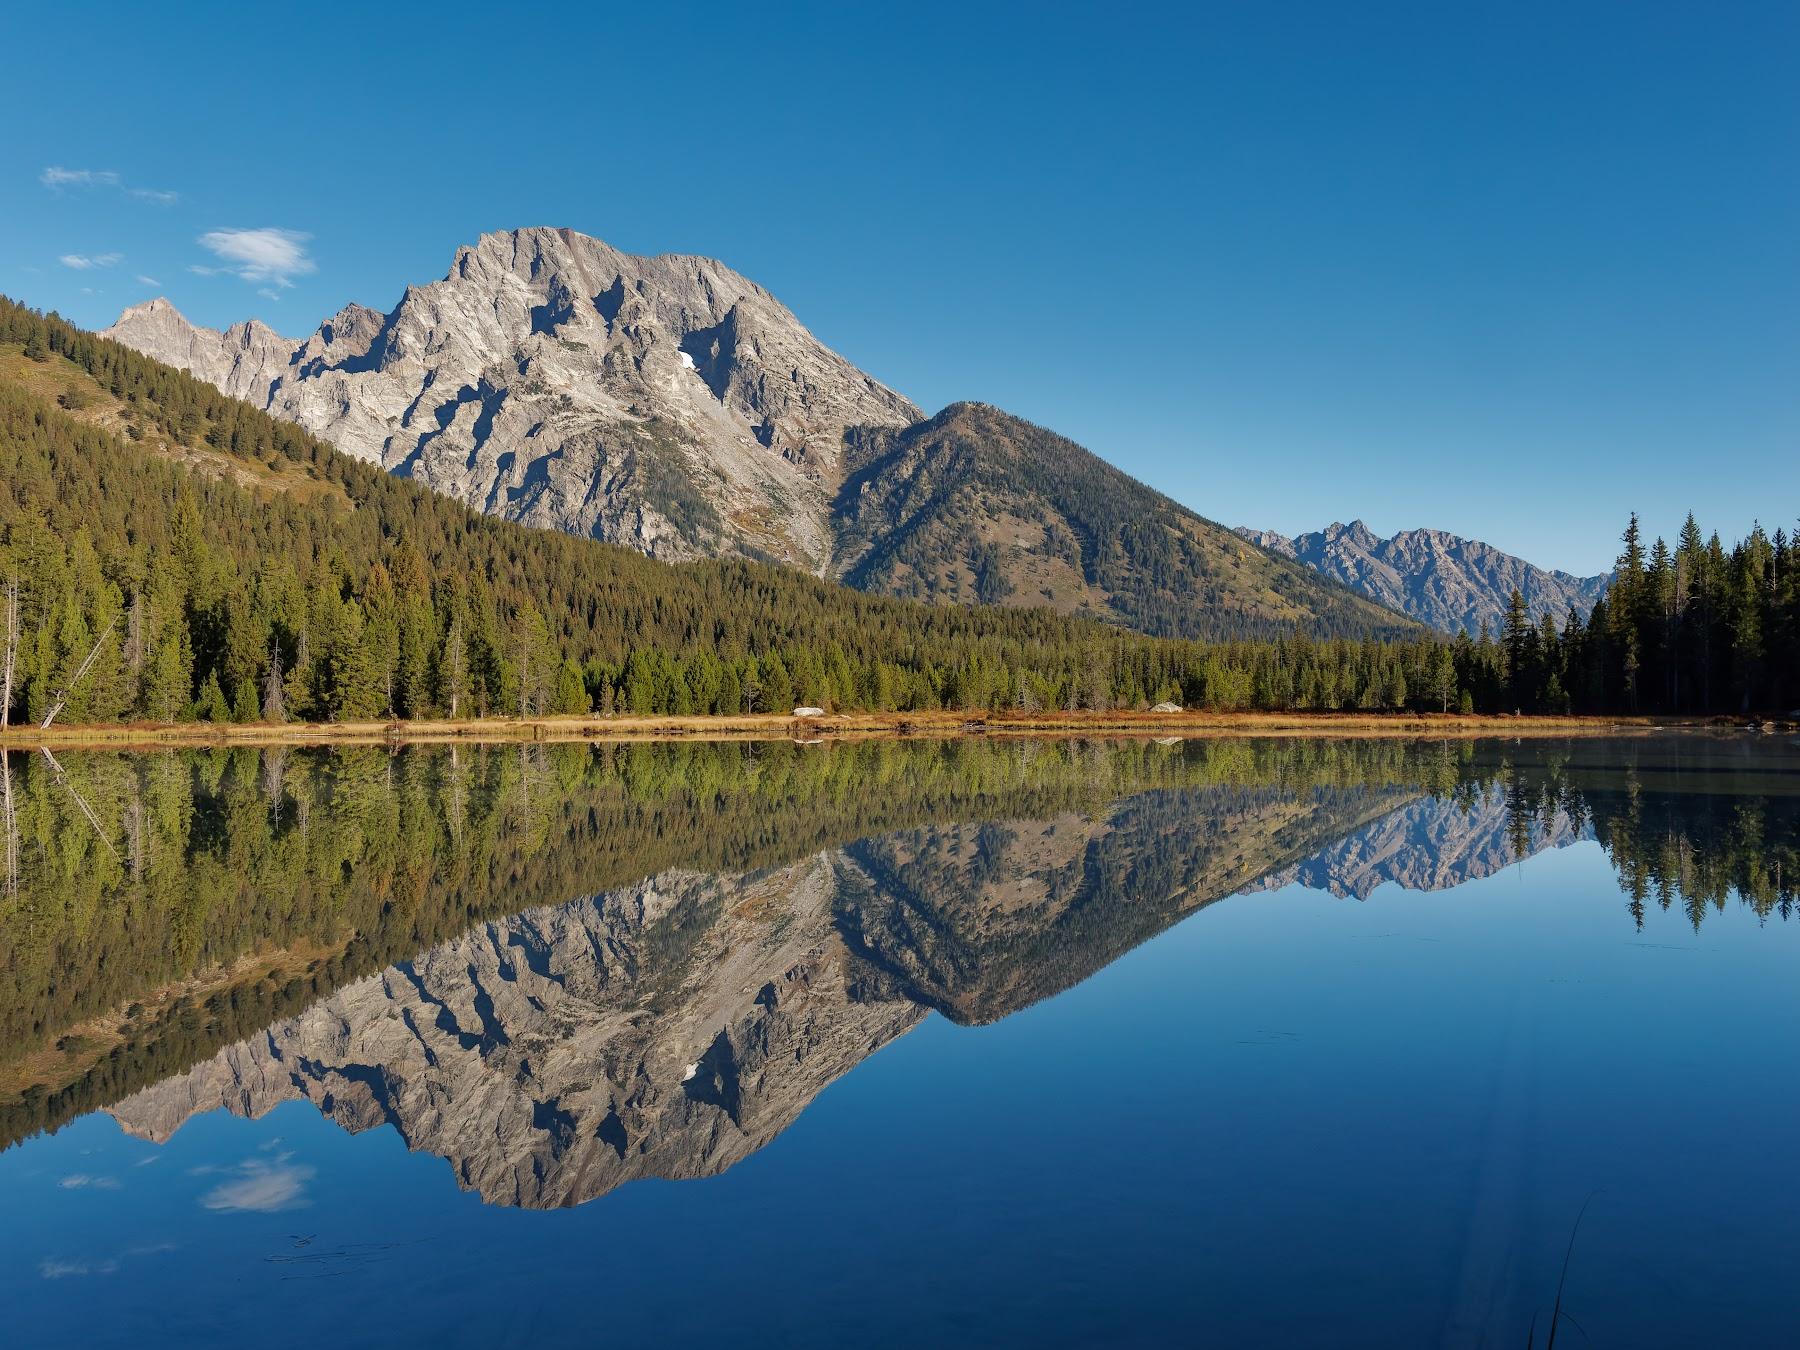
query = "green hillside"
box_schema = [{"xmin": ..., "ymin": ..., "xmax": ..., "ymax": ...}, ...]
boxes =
[
  {"xmin": 833, "ymin": 402, "xmax": 1415, "ymax": 640},
  {"xmin": 0, "ymin": 297, "xmax": 1461, "ymax": 723}
]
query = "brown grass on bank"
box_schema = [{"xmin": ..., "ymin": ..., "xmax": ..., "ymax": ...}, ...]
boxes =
[{"xmin": 0, "ymin": 707, "xmax": 1759, "ymax": 751}]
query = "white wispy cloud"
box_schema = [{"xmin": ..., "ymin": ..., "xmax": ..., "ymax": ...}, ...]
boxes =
[
  {"xmin": 40, "ymin": 1258, "xmax": 120, "ymax": 1279},
  {"xmin": 38, "ymin": 1243, "xmax": 173, "ymax": 1281},
  {"xmin": 136, "ymin": 274, "xmax": 161, "ymax": 287},
  {"xmin": 59, "ymin": 252, "xmax": 122, "ymax": 270},
  {"xmin": 41, "ymin": 167, "xmax": 120, "ymax": 189},
  {"xmin": 58, "ymin": 1173, "xmax": 121, "ymax": 1189},
  {"xmin": 196, "ymin": 228, "xmax": 314, "ymax": 290},
  {"xmin": 40, "ymin": 165, "xmax": 177, "ymax": 204},
  {"xmin": 200, "ymin": 1155, "xmax": 314, "ymax": 1213}
]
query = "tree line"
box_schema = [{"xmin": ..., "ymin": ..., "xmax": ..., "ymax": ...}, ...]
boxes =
[
  {"xmin": 1441, "ymin": 513, "xmax": 1798, "ymax": 716},
  {"xmin": 1, "ymin": 296, "xmax": 1794, "ymax": 723}
]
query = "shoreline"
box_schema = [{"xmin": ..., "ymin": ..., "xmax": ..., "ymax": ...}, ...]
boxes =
[{"xmin": 0, "ymin": 709, "xmax": 1773, "ymax": 750}]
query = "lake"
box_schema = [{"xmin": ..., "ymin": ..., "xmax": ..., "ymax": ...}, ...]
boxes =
[{"xmin": 1, "ymin": 734, "xmax": 1795, "ymax": 1347}]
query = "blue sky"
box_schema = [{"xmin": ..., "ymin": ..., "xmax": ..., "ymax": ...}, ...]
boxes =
[{"xmin": 4, "ymin": 1, "xmax": 1794, "ymax": 574}]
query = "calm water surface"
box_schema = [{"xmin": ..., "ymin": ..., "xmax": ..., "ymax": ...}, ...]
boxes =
[{"xmin": 1, "ymin": 735, "xmax": 1795, "ymax": 1347}]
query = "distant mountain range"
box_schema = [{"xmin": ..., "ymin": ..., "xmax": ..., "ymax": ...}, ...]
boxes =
[
  {"xmin": 103, "ymin": 227, "xmax": 1407, "ymax": 641},
  {"xmin": 1244, "ymin": 786, "xmax": 1590, "ymax": 899},
  {"xmin": 1235, "ymin": 520, "xmax": 1610, "ymax": 635}
]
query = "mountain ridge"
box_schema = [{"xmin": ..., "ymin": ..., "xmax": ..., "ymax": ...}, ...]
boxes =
[
  {"xmin": 107, "ymin": 227, "xmax": 922, "ymax": 572},
  {"xmin": 834, "ymin": 401, "xmax": 1413, "ymax": 639},
  {"xmin": 1237, "ymin": 519, "xmax": 1609, "ymax": 634},
  {"xmin": 103, "ymin": 227, "xmax": 1415, "ymax": 641}
]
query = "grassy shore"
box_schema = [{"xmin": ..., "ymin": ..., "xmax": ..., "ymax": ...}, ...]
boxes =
[{"xmin": 0, "ymin": 708, "xmax": 1761, "ymax": 750}]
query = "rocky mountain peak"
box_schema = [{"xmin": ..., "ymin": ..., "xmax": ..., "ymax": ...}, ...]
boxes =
[
  {"xmin": 1326, "ymin": 519, "xmax": 1380, "ymax": 548},
  {"xmin": 96, "ymin": 227, "xmax": 1416, "ymax": 638},
  {"xmin": 104, "ymin": 296, "xmax": 295, "ymax": 405},
  {"xmin": 1235, "ymin": 519, "xmax": 1610, "ymax": 634},
  {"xmin": 104, "ymin": 226, "xmax": 921, "ymax": 572}
]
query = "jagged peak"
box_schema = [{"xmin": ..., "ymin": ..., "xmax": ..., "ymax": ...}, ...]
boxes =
[
  {"xmin": 449, "ymin": 225, "xmax": 771, "ymax": 300},
  {"xmin": 118, "ymin": 295, "xmax": 178, "ymax": 317},
  {"xmin": 224, "ymin": 316, "xmax": 292, "ymax": 343},
  {"xmin": 1232, "ymin": 515, "xmax": 1611, "ymax": 633},
  {"xmin": 108, "ymin": 295, "xmax": 199, "ymax": 329},
  {"xmin": 106, "ymin": 297, "xmax": 292, "ymax": 348}
]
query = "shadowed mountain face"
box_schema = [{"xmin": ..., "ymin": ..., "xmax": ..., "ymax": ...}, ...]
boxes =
[
  {"xmin": 835, "ymin": 404, "xmax": 1413, "ymax": 640},
  {"xmin": 1237, "ymin": 520, "xmax": 1610, "ymax": 635},
  {"xmin": 6, "ymin": 735, "xmax": 1795, "ymax": 1210}
]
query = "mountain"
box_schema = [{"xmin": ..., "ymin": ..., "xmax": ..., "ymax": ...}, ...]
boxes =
[
  {"xmin": 102, "ymin": 777, "xmax": 1408, "ymax": 1207},
  {"xmin": 106, "ymin": 228, "xmax": 920, "ymax": 571},
  {"xmin": 7, "ymin": 295, "xmax": 1290, "ymax": 727},
  {"xmin": 102, "ymin": 228, "xmax": 1411, "ymax": 641},
  {"xmin": 1236, "ymin": 520, "xmax": 1609, "ymax": 635},
  {"xmin": 834, "ymin": 403, "xmax": 1411, "ymax": 639},
  {"xmin": 108, "ymin": 857, "xmax": 929, "ymax": 1209},
  {"xmin": 1243, "ymin": 786, "xmax": 1590, "ymax": 900}
]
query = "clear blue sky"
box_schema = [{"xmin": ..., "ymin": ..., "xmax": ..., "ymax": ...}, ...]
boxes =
[{"xmin": 5, "ymin": 1, "xmax": 1795, "ymax": 574}]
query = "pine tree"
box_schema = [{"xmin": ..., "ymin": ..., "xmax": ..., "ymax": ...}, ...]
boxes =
[
  {"xmin": 1501, "ymin": 589, "xmax": 1531, "ymax": 711},
  {"xmin": 194, "ymin": 670, "xmax": 230, "ymax": 722},
  {"xmin": 552, "ymin": 659, "xmax": 589, "ymax": 715},
  {"xmin": 231, "ymin": 676, "xmax": 260, "ymax": 722}
]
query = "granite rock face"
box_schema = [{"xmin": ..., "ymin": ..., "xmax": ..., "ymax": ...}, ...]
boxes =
[
  {"xmin": 1237, "ymin": 520, "xmax": 1609, "ymax": 635},
  {"xmin": 106, "ymin": 228, "xmax": 920, "ymax": 570},
  {"xmin": 104, "ymin": 297, "xmax": 296, "ymax": 407},
  {"xmin": 108, "ymin": 856, "xmax": 925, "ymax": 1208}
]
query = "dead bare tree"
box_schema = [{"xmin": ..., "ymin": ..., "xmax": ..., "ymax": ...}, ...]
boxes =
[
  {"xmin": 2, "ymin": 750, "xmax": 15, "ymax": 897},
  {"xmin": 262, "ymin": 639, "xmax": 286, "ymax": 722},
  {"xmin": 38, "ymin": 618, "xmax": 117, "ymax": 730},
  {"xmin": 37, "ymin": 746, "xmax": 118, "ymax": 862},
  {"xmin": 1, "ymin": 575, "xmax": 18, "ymax": 734},
  {"xmin": 1, "ymin": 578, "xmax": 18, "ymax": 893}
]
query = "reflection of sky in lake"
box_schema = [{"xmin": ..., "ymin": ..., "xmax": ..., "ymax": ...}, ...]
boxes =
[{"xmin": 5, "ymin": 828, "xmax": 1797, "ymax": 1349}]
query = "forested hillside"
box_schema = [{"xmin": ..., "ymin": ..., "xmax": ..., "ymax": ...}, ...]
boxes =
[
  {"xmin": 833, "ymin": 402, "xmax": 1411, "ymax": 640},
  {"xmin": 0, "ymin": 298, "xmax": 1434, "ymax": 723},
  {"xmin": 0, "ymin": 297, "xmax": 1793, "ymax": 723}
]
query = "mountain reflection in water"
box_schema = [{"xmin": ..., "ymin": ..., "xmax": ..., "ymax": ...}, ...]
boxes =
[{"xmin": 2, "ymin": 735, "xmax": 1795, "ymax": 1211}]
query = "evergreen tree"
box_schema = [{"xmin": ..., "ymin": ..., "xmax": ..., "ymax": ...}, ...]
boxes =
[{"xmin": 194, "ymin": 670, "xmax": 230, "ymax": 722}]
